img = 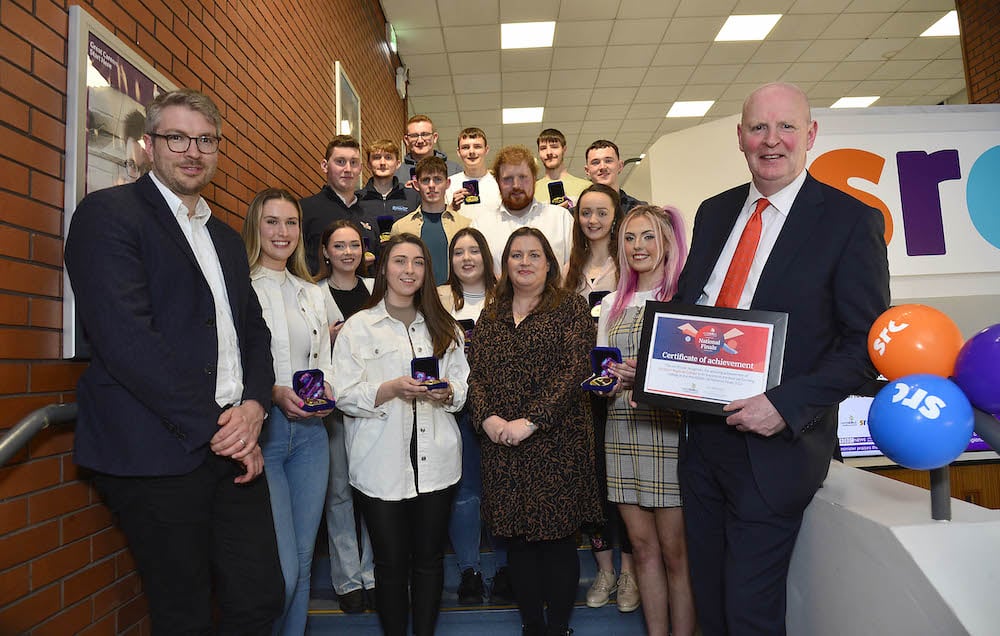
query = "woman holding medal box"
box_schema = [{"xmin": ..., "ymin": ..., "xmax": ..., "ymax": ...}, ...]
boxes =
[
  {"xmin": 332, "ymin": 233, "xmax": 468, "ymax": 636},
  {"xmin": 241, "ymin": 188, "xmax": 337, "ymax": 635},
  {"xmin": 596, "ymin": 205, "xmax": 696, "ymax": 636},
  {"xmin": 470, "ymin": 227, "xmax": 602, "ymax": 636}
]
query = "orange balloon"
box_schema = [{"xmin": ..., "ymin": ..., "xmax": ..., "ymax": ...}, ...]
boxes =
[{"xmin": 867, "ymin": 304, "xmax": 964, "ymax": 380}]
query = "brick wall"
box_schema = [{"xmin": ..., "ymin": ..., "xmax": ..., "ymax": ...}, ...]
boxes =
[
  {"xmin": 0, "ymin": 0, "xmax": 406, "ymax": 632},
  {"xmin": 956, "ymin": 0, "xmax": 1000, "ymax": 103}
]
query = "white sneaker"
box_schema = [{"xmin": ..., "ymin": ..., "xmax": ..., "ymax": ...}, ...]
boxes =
[
  {"xmin": 586, "ymin": 569, "xmax": 618, "ymax": 608},
  {"xmin": 616, "ymin": 571, "xmax": 641, "ymax": 613}
]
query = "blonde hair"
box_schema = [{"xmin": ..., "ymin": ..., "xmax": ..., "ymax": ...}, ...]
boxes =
[{"xmin": 242, "ymin": 188, "xmax": 313, "ymax": 281}]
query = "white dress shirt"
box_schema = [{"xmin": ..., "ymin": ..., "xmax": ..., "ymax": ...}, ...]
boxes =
[
  {"xmin": 471, "ymin": 199, "xmax": 573, "ymax": 271},
  {"xmin": 698, "ymin": 170, "xmax": 808, "ymax": 309},
  {"xmin": 445, "ymin": 171, "xmax": 502, "ymax": 220},
  {"xmin": 251, "ymin": 267, "xmax": 335, "ymax": 388},
  {"xmin": 332, "ymin": 300, "xmax": 469, "ymax": 500},
  {"xmin": 150, "ymin": 172, "xmax": 243, "ymax": 407}
]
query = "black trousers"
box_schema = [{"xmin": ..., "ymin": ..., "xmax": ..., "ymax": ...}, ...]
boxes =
[
  {"xmin": 94, "ymin": 452, "xmax": 284, "ymax": 636},
  {"xmin": 679, "ymin": 420, "xmax": 804, "ymax": 636},
  {"xmin": 506, "ymin": 534, "xmax": 580, "ymax": 633},
  {"xmin": 354, "ymin": 486, "xmax": 455, "ymax": 636}
]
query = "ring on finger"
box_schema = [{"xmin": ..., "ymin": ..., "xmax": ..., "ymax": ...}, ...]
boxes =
[{"xmin": 239, "ymin": 438, "xmax": 247, "ymax": 449}]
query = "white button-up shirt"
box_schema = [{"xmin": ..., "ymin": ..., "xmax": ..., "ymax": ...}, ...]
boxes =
[
  {"xmin": 332, "ymin": 300, "xmax": 469, "ymax": 500},
  {"xmin": 251, "ymin": 268, "xmax": 335, "ymax": 388},
  {"xmin": 472, "ymin": 199, "xmax": 574, "ymax": 271},
  {"xmin": 151, "ymin": 173, "xmax": 243, "ymax": 407}
]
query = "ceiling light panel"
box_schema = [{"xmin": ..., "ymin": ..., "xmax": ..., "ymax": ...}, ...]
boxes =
[
  {"xmin": 921, "ymin": 11, "xmax": 959, "ymax": 38},
  {"xmin": 501, "ymin": 21, "xmax": 556, "ymax": 49},
  {"xmin": 502, "ymin": 107, "xmax": 544, "ymax": 124},
  {"xmin": 715, "ymin": 15, "xmax": 782, "ymax": 42},
  {"xmin": 830, "ymin": 96, "xmax": 880, "ymax": 108},
  {"xmin": 666, "ymin": 100, "xmax": 715, "ymax": 117}
]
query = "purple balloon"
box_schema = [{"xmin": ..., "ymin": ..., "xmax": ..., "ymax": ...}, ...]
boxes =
[{"xmin": 953, "ymin": 323, "xmax": 1000, "ymax": 414}]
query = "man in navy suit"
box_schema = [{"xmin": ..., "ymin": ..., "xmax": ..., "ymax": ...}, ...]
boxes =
[
  {"xmin": 65, "ymin": 89, "xmax": 283, "ymax": 634},
  {"xmin": 675, "ymin": 83, "xmax": 890, "ymax": 635}
]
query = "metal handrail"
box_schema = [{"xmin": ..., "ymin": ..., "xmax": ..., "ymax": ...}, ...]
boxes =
[{"xmin": 0, "ymin": 403, "xmax": 78, "ymax": 468}]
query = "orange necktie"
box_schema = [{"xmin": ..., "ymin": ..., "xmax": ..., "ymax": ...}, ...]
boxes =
[{"xmin": 715, "ymin": 197, "xmax": 770, "ymax": 308}]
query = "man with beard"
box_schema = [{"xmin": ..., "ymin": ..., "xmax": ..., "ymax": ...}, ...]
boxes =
[
  {"xmin": 583, "ymin": 139, "xmax": 646, "ymax": 213},
  {"xmin": 471, "ymin": 144, "xmax": 573, "ymax": 271},
  {"xmin": 301, "ymin": 135, "xmax": 380, "ymax": 275},
  {"xmin": 393, "ymin": 114, "xmax": 461, "ymax": 184},
  {"xmin": 64, "ymin": 89, "xmax": 283, "ymax": 634},
  {"xmin": 535, "ymin": 128, "xmax": 591, "ymax": 209}
]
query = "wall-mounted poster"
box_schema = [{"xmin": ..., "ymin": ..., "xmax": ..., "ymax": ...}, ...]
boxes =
[
  {"xmin": 62, "ymin": 6, "xmax": 177, "ymax": 358},
  {"xmin": 336, "ymin": 60, "xmax": 361, "ymax": 145}
]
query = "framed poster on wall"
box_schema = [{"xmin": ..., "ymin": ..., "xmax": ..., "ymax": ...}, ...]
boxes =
[
  {"xmin": 335, "ymin": 60, "xmax": 361, "ymax": 145},
  {"xmin": 62, "ymin": 5, "xmax": 177, "ymax": 358}
]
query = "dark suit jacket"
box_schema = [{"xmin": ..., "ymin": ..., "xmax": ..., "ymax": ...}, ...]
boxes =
[
  {"xmin": 65, "ymin": 174, "xmax": 273, "ymax": 477},
  {"xmin": 677, "ymin": 172, "xmax": 890, "ymax": 515}
]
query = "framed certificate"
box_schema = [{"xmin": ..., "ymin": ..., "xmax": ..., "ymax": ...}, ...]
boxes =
[{"xmin": 634, "ymin": 302, "xmax": 788, "ymax": 416}]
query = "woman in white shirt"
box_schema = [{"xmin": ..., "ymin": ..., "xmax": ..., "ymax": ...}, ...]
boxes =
[
  {"xmin": 596, "ymin": 205, "xmax": 695, "ymax": 636},
  {"xmin": 316, "ymin": 219, "xmax": 376, "ymax": 613},
  {"xmin": 436, "ymin": 228, "xmax": 511, "ymax": 604},
  {"xmin": 241, "ymin": 188, "xmax": 336, "ymax": 635},
  {"xmin": 332, "ymin": 233, "xmax": 469, "ymax": 636}
]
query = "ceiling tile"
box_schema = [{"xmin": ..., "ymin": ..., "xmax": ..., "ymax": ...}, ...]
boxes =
[
  {"xmin": 501, "ymin": 49, "xmax": 555, "ymax": 72},
  {"xmin": 701, "ymin": 43, "xmax": 761, "ymax": 66},
  {"xmin": 752, "ymin": 40, "xmax": 812, "ymax": 64},
  {"xmin": 608, "ymin": 19, "xmax": 669, "ymax": 45},
  {"xmin": 689, "ymin": 64, "xmax": 742, "ymax": 84},
  {"xmin": 679, "ymin": 83, "xmax": 729, "ymax": 99},
  {"xmin": 872, "ymin": 11, "xmax": 945, "ymax": 37},
  {"xmin": 586, "ymin": 105, "xmax": 627, "ymax": 119},
  {"xmin": 405, "ymin": 53, "xmax": 451, "ymax": 77},
  {"xmin": 633, "ymin": 85, "xmax": 683, "ymax": 103},
  {"xmin": 845, "ymin": 38, "xmax": 914, "ymax": 61},
  {"xmin": 788, "ymin": 0, "xmax": 852, "ymax": 13},
  {"xmin": 579, "ymin": 119, "xmax": 621, "ymax": 136},
  {"xmin": 603, "ymin": 44, "xmax": 658, "ymax": 68},
  {"xmin": 780, "ymin": 61, "xmax": 837, "ymax": 82},
  {"xmin": 547, "ymin": 88, "xmax": 594, "ymax": 106},
  {"xmin": 396, "ymin": 27, "xmax": 446, "ymax": 55},
  {"xmin": 941, "ymin": 42, "xmax": 963, "ymax": 60},
  {"xmin": 733, "ymin": 0, "xmax": 798, "ymax": 13},
  {"xmin": 457, "ymin": 92, "xmax": 502, "ymax": 110},
  {"xmin": 548, "ymin": 68, "xmax": 600, "ymax": 90},
  {"xmin": 503, "ymin": 91, "xmax": 549, "ymax": 107},
  {"xmin": 844, "ymin": 0, "xmax": 908, "ymax": 11},
  {"xmin": 453, "ymin": 73, "xmax": 503, "ymax": 93},
  {"xmin": 820, "ymin": 13, "xmax": 893, "ymax": 39},
  {"xmin": 503, "ymin": 71, "xmax": 553, "ymax": 91},
  {"xmin": 769, "ymin": 14, "xmax": 839, "ymax": 40},
  {"xmin": 674, "ymin": 0, "xmax": 737, "ymax": 17},
  {"xmin": 615, "ymin": 131, "xmax": 656, "ymax": 146},
  {"xmin": 552, "ymin": 46, "xmax": 607, "ymax": 70},
  {"xmin": 797, "ymin": 39, "xmax": 863, "ymax": 62},
  {"xmin": 588, "ymin": 86, "xmax": 638, "ymax": 105},
  {"xmin": 806, "ymin": 80, "xmax": 862, "ymax": 98},
  {"xmin": 866, "ymin": 59, "xmax": 928, "ymax": 80},
  {"xmin": 919, "ymin": 58, "xmax": 964, "ymax": 79},
  {"xmin": 899, "ymin": 0, "xmax": 957, "ymax": 9},
  {"xmin": 891, "ymin": 37, "xmax": 958, "ymax": 60},
  {"xmin": 443, "ymin": 25, "xmax": 500, "ymax": 52},
  {"xmin": 872, "ymin": 95, "xmax": 915, "ymax": 106},
  {"xmin": 823, "ymin": 60, "xmax": 884, "ymax": 81},
  {"xmin": 381, "ymin": 1, "xmax": 443, "ymax": 29},
  {"xmin": 409, "ymin": 95, "xmax": 458, "ymax": 112},
  {"xmin": 735, "ymin": 63, "xmax": 792, "ymax": 84},
  {"xmin": 664, "ymin": 17, "xmax": 728, "ymax": 43},
  {"xmin": 449, "ymin": 51, "xmax": 501, "ymax": 74},
  {"xmin": 933, "ymin": 78, "xmax": 966, "ymax": 98},
  {"xmin": 706, "ymin": 99, "xmax": 743, "ymax": 118},
  {"xmin": 628, "ymin": 102, "xmax": 671, "ymax": 118},
  {"xmin": 544, "ymin": 106, "xmax": 588, "ymax": 121},
  {"xmin": 618, "ymin": 0, "xmax": 682, "ymax": 18},
  {"xmin": 644, "ymin": 65, "xmax": 697, "ymax": 86},
  {"xmin": 887, "ymin": 77, "xmax": 950, "ymax": 96},
  {"xmin": 850, "ymin": 79, "xmax": 904, "ymax": 94},
  {"xmin": 596, "ymin": 68, "xmax": 648, "ymax": 88},
  {"xmin": 554, "ymin": 20, "xmax": 614, "ymax": 47},
  {"xmin": 651, "ymin": 42, "xmax": 711, "ymax": 67},
  {"xmin": 459, "ymin": 109, "xmax": 502, "ymax": 126},
  {"xmin": 408, "ymin": 75, "xmax": 455, "ymax": 97},
  {"xmin": 558, "ymin": 0, "xmax": 622, "ymax": 21},
  {"xmin": 500, "ymin": 0, "xmax": 561, "ymax": 21},
  {"xmin": 429, "ymin": 111, "xmax": 461, "ymax": 129},
  {"xmin": 618, "ymin": 117, "xmax": 664, "ymax": 133},
  {"xmin": 437, "ymin": 0, "xmax": 500, "ymax": 26},
  {"xmin": 720, "ymin": 82, "xmax": 768, "ymax": 101}
]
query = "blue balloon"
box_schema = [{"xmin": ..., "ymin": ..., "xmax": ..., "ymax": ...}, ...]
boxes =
[{"xmin": 868, "ymin": 374, "xmax": 975, "ymax": 470}]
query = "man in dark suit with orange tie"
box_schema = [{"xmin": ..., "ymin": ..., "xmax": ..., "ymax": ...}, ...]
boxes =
[
  {"xmin": 65, "ymin": 89, "xmax": 283, "ymax": 634},
  {"xmin": 675, "ymin": 83, "xmax": 890, "ymax": 635}
]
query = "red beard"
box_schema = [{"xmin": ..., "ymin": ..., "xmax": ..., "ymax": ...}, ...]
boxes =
[{"xmin": 502, "ymin": 188, "xmax": 532, "ymax": 211}]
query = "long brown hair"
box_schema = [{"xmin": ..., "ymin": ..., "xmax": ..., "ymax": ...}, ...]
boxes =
[
  {"xmin": 444, "ymin": 227, "xmax": 497, "ymax": 311},
  {"xmin": 563, "ymin": 184, "xmax": 623, "ymax": 293},
  {"xmin": 365, "ymin": 233, "xmax": 461, "ymax": 358},
  {"xmin": 484, "ymin": 227, "xmax": 570, "ymax": 320}
]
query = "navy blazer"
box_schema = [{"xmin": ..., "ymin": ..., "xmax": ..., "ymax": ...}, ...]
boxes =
[
  {"xmin": 676, "ymin": 172, "xmax": 890, "ymax": 514},
  {"xmin": 65, "ymin": 174, "xmax": 273, "ymax": 476}
]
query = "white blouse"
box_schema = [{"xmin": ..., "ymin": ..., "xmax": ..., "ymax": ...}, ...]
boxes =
[{"xmin": 332, "ymin": 300, "xmax": 469, "ymax": 500}]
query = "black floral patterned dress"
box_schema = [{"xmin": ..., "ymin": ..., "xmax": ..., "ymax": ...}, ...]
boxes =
[{"xmin": 469, "ymin": 291, "xmax": 603, "ymax": 541}]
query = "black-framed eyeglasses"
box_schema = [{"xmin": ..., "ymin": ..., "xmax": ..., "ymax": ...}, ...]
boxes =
[
  {"xmin": 405, "ymin": 132, "xmax": 434, "ymax": 140},
  {"xmin": 149, "ymin": 133, "xmax": 220, "ymax": 154}
]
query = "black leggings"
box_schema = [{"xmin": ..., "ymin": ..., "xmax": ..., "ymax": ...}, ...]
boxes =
[
  {"xmin": 506, "ymin": 535, "xmax": 580, "ymax": 632},
  {"xmin": 354, "ymin": 486, "xmax": 455, "ymax": 636}
]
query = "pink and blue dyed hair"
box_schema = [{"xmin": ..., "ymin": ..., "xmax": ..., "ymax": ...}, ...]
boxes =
[{"xmin": 606, "ymin": 204, "xmax": 688, "ymax": 326}]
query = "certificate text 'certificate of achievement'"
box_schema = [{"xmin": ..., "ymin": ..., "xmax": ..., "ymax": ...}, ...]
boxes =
[{"xmin": 634, "ymin": 302, "xmax": 788, "ymax": 416}]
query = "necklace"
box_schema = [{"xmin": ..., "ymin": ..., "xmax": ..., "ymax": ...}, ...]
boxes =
[{"xmin": 328, "ymin": 277, "xmax": 356, "ymax": 291}]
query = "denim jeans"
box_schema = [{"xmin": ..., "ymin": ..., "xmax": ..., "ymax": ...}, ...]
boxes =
[
  {"xmin": 449, "ymin": 409, "xmax": 507, "ymax": 573},
  {"xmin": 325, "ymin": 412, "xmax": 375, "ymax": 594},
  {"xmin": 260, "ymin": 406, "xmax": 329, "ymax": 636}
]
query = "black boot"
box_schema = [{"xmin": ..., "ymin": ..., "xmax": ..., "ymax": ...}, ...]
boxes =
[{"xmin": 522, "ymin": 624, "xmax": 546, "ymax": 636}]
